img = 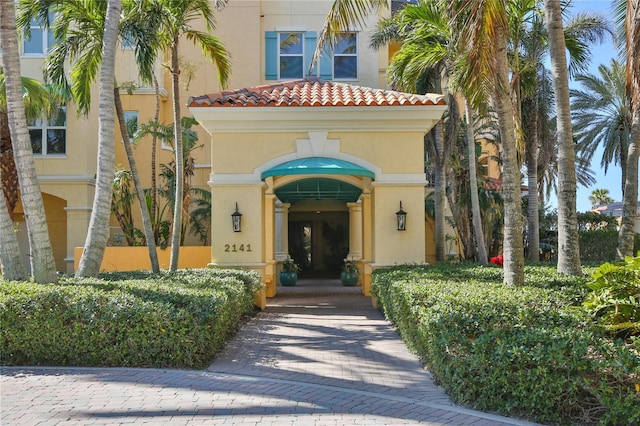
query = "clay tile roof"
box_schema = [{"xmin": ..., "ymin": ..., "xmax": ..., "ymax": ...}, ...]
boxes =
[{"xmin": 188, "ymin": 78, "xmax": 446, "ymax": 108}]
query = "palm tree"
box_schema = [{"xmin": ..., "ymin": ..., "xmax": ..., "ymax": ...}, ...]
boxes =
[
  {"xmin": 18, "ymin": 0, "xmax": 165, "ymax": 274},
  {"xmin": 572, "ymin": 60, "xmax": 630, "ymax": 196},
  {"xmin": 589, "ymin": 188, "xmax": 615, "ymax": 208},
  {"xmin": 613, "ymin": 0, "xmax": 640, "ymax": 259},
  {"xmin": 150, "ymin": 0, "xmax": 231, "ymax": 271},
  {"xmin": 450, "ymin": 0, "xmax": 524, "ymax": 285},
  {"xmin": 544, "ymin": 0, "xmax": 581, "ymax": 275},
  {"xmin": 74, "ymin": 0, "xmax": 122, "ymax": 276},
  {"xmin": 0, "ymin": 0, "xmax": 58, "ymax": 283}
]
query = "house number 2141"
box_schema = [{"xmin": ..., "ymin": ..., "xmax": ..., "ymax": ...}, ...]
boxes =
[{"xmin": 224, "ymin": 244, "xmax": 252, "ymax": 252}]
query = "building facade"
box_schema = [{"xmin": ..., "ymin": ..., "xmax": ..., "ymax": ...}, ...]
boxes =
[{"xmin": 8, "ymin": 1, "xmax": 465, "ymax": 300}]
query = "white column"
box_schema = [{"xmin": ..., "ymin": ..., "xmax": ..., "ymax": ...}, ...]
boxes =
[
  {"xmin": 347, "ymin": 201, "xmax": 363, "ymax": 260},
  {"xmin": 275, "ymin": 201, "xmax": 290, "ymax": 261}
]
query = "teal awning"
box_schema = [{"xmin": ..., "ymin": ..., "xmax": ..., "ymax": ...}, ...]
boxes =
[{"xmin": 261, "ymin": 157, "xmax": 375, "ymax": 180}]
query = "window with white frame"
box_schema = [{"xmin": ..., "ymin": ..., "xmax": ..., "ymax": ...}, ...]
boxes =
[
  {"xmin": 22, "ymin": 12, "xmax": 57, "ymax": 56},
  {"xmin": 278, "ymin": 32, "xmax": 304, "ymax": 79},
  {"xmin": 333, "ymin": 33, "xmax": 357, "ymax": 80},
  {"xmin": 29, "ymin": 106, "xmax": 66, "ymax": 155}
]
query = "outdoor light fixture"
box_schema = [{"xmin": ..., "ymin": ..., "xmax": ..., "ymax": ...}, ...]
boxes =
[
  {"xmin": 231, "ymin": 202, "xmax": 242, "ymax": 232},
  {"xmin": 396, "ymin": 201, "xmax": 407, "ymax": 231}
]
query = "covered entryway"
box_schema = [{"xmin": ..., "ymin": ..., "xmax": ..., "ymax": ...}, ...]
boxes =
[
  {"xmin": 188, "ymin": 78, "xmax": 446, "ymax": 308},
  {"xmin": 262, "ymin": 158, "xmax": 374, "ymax": 278}
]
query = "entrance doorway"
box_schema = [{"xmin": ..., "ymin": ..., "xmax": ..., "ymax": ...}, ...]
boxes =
[{"xmin": 288, "ymin": 210, "xmax": 348, "ymax": 278}]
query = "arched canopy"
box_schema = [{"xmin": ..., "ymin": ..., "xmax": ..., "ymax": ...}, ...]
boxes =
[{"xmin": 260, "ymin": 157, "xmax": 375, "ymax": 180}]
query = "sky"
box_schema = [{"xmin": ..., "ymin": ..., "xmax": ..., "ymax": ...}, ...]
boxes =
[{"xmin": 564, "ymin": 0, "xmax": 622, "ymax": 212}]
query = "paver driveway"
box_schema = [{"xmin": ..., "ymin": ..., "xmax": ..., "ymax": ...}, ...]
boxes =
[{"xmin": 1, "ymin": 278, "xmax": 539, "ymax": 425}]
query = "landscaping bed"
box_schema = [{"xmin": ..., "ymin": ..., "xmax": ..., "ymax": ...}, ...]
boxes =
[
  {"xmin": 371, "ymin": 264, "xmax": 640, "ymax": 425},
  {"xmin": 1, "ymin": 268, "xmax": 261, "ymax": 369}
]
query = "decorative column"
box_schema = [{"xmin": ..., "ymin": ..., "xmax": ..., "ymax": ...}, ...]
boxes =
[
  {"xmin": 360, "ymin": 189, "xmax": 374, "ymax": 297},
  {"xmin": 346, "ymin": 201, "xmax": 363, "ymax": 261},
  {"xmin": 275, "ymin": 201, "xmax": 291, "ymax": 262},
  {"xmin": 264, "ymin": 191, "xmax": 277, "ymax": 300}
]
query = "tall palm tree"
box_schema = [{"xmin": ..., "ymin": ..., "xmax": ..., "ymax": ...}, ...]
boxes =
[
  {"xmin": 614, "ymin": 0, "xmax": 640, "ymax": 259},
  {"xmin": 450, "ymin": 0, "xmax": 524, "ymax": 285},
  {"xmin": 0, "ymin": 0, "xmax": 58, "ymax": 283},
  {"xmin": 151, "ymin": 0, "xmax": 231, "ymax": 271},
  {"xmin": 572, "ymin": 60, "xmax": 630, "ymax": 195},
  {"xmin": 544, "ymin": 0, "xmax": 581, "ymax": 275},
  {"xmin": 19, "ymin": 0, "xmax": 162, "ymax": 274},
  {"xmin": 75, "ymin": 0, "xmax": 122, "ymax": 276}
]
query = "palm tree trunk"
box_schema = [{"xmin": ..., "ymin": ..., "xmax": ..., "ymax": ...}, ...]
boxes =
[
  {"xmin": 169, "ymin": 39, "xmax": 183, "ymax": 271},
  {"xmin": 433, "ymin": 122, "xmax": 447, "ymax": 262},
  {"xmin": 526, "ymin": 91, "xmax": 540, "ymax": 262},
  {"xmin": 617, "ymin": 0, "xmax": 640, "ymax": 259},
  {"xmin": 545, "ymin": 0, "xmax": 581, "ymax": 275},
  {"xmin": 1, "ymin": 111, "xmax": 19, "ymax": 218},
  {"xmin": 76, "ymin": 0, "xmax": 121, "ymax": 277},
  {"xmin": 0, "ymin": 0, "xmax": 58, "ymax": 283},
  {"xmin": 151, "ymin": 73, "xmax": 160, "ymax": 235},
  {"xmin": 494, "ymin": 23, "xmax": 524, "ymax": 286},
  {"xmin": 0, "ymin": 179, "xmax": 27, "ymax": 280},
  {"xmin": 114, "ymin": 88, "xmax": 160, "ymax": 272},
  {"xmin": 465, "ymin": 100, "xmax": 488, "ymax": 265},
  {"xmin": 618, "ymin": 112, "xmax": 640, "ymax": 258}
]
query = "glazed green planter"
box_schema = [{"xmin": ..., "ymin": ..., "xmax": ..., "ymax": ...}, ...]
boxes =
[
  {"xmin": 280, "ymin": 271, "xmax": 298, "ymax": 286},
  {"xmin": 340, "ymin": 271, "xmax": 359, "ymax": 286}
]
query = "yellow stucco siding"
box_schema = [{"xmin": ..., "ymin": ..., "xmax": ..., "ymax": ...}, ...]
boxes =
[
  {"xmin": 211, "ymin": 132, "xmax": 308, "ymax": 174},
  {"xmin": 210, "ymin": 184, "xmax": 265, "ymax": 265},
  {"xmin": 208, "ymin": 131, "xmax": 426, "ymax": 177},
  {"xmin": 335, "ymin": 132, "xmax": 425, "ymax": 173},
  {"xmin": 372, "ymin": 185, "xmax": 426, "ymax": 265}
]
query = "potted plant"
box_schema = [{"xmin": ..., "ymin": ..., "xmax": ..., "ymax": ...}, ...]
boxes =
[
  {"xmin": 341, "ymin": 259, "xmax": 359, "ymax": 286},
  {"xmin": 280, "ymin": 257, "xmax": 300, "ymax": 286}
]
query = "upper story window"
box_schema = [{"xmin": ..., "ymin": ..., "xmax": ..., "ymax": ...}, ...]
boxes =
[
  {"xmin": 278, "ymin": 32, "xmax": 304, "ymax": 79},
  {"xmin": 265, "ymin": 30, "xmax": 356, "ymax": 81},
  {"xmin": 333, "ymin": 33, "xmax": 358, "ymax": 80},
  {"xmin": 22, "ymin": 12, "xmax": 57, "ymax": 56},
  {"xmin": 266, "ymin": 31, "xmax": 327, "ymax": 81},
  {"xmin": 29, "ymin": 106, "xmax": 66, "ymax": 155}
]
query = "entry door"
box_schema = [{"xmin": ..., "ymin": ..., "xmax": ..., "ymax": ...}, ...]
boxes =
[
  {"xmin": 289, "ymin": 221, "xmax": 312, "ymax": 273},
  {"xmin": 288, "ymin": 213, "xmax": 349, "ymax": 277}
]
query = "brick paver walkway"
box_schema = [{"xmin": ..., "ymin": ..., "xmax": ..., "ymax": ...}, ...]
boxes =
[{"xmin": 1, "ymin": 278, "xmax": 539, "ymax": 425}]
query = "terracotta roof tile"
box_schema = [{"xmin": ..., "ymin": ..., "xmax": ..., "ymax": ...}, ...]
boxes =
[{"xmin": 188, "ymin": 78, "xmax": 446, "ymax": 108}]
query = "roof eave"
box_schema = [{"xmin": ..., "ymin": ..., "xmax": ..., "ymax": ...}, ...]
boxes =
[{"xmin": 188, "ymin": 105, "xmax": 447, "ymax": 133}]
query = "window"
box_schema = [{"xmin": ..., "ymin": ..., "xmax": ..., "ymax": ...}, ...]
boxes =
[
  {"xmin": 123, "ymin": 112, "xmax": 138, "ymax": 141},
  {"xmin": 333, "ymin": 33, "xmax": 357, "ymax": 80},
  {"xmin": 23, "ymin": 12, "xmax": 57, "ymax": 56},
  {"xmin": 265, "ymin": 31, "xmax": 329, "ymax": 80},
  {"xmin": 29, "ymin": 106, "xmax": 66, "ymax": 155},
  {"xmin": 279, "ymin": 32, "xmax": 304, "ymax": 79}
]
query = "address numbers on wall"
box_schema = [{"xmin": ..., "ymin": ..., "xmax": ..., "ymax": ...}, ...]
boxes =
[{"xmin": 224, "ymin": 244, "xmax": 252, "ymax": 253}]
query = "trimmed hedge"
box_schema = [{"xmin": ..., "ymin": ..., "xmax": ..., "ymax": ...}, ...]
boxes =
[
  {"xmin": 0, "ymin": 268, "xmax": 261, "ymax": 369},
  {"xmin": 371, "ymin": 264, "xmax": 640, "ymax": 425}
]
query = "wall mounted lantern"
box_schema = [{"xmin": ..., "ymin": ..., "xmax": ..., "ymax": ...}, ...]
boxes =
[
  {"xmin": 396, "ymin": 201, "xmax": 407, "ymax": 231},
  {"xmin": 231, "ymin": 202, "xmax": 242, "ymax": 232}
]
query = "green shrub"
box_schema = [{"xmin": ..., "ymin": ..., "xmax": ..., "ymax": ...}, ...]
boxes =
[
  {"xmin": 584, "ymin": 255, "xmax": 640, "ymax": 337},
  {"xmin": 578, "ymin": 230, "xmax": 640, "ymax": 262},
  {"xmin": 371, "ymin": 264, "xmax": 640, "ymax": 425},
  {"xmin": 0, "ymin": 268, "xmax": 261, "ymax": 369}
]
